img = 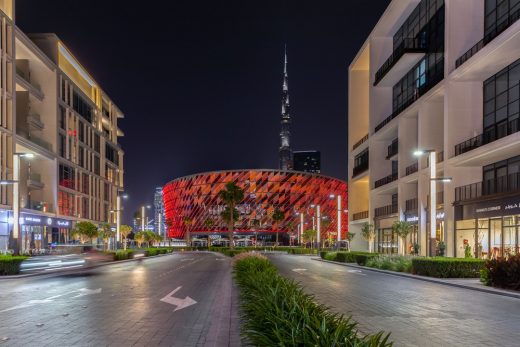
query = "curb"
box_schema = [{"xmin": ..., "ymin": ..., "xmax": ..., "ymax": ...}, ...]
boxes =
[
  {"xmin": 0, "ymin": 252, "xmax": 176, "ymax": 280},
  {"xmin": 312, "ymin": 257, "xmax": 520, "ymax": 300}
]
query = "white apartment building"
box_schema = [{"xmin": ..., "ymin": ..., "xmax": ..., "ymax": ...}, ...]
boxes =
[
  {"xmin": 0, "ymin": 1, "xmax": 124, "ymax": 253},
  {"xmin": 348, "ymin": 0, "xmax": 520, "ymax": 258}
]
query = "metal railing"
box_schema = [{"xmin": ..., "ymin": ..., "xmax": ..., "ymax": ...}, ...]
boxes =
[
  {"xmin": 26, "ymin": 201, "xmax": 53, "ymax": 212},
  {"xmin": 455, "ymin": 172, "xmax": 520, "ymax": 202},
  {"xmin": 374, "ymin": 204, "xmax": 398, "ymax": 218},
  {"xmin": 455, "ymin": 120, "xmax": 520, "ymax": 156},
  {"xmin": 352, "ymin": 161, "xmax": 369, "ymax": 177},
  {"xmin": 352, "ymin": 210, "xmax": 369, "ymax": 221},
  {"xmin": 352, "ymin": 133, "xmax": 369, "ymax": 151},
  {"xmin": 386, "ymin": 139, "xmax": 398, "ymax": 159},
  {"xmin": 374, "ymin": 38, "xmax": 428, "ymax": 85},
  {"xmin": 456, "ymin": 7, "xmax": 520, "ymax": 68},
  {"xmin": 17, "ymin": 129, "xmax": 53, "ymax": 152},
  {"xmin": 374, "ymin": 172, "xmax": 398, "ymax": 189},
  {"xmin": 405, "ymin": 198, "xmax": 418, "ymax": 212},
  {"xmin": 405, "ymin": 162, "xmax": 418, "ymax": 176}
]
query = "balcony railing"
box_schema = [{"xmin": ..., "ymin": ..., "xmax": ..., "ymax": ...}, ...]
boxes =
[
  {"xmin": 374, "ymin": 73, "xmax": 443, "ymax": 133},
  {"xmin": 405, "ymin": 198, "xmax": 418, "ymax": 212},
  {"xmin": 386, "ymin": 139, "xmax": 398, "ymax": 159},
  {"xmin": 374, "ymin": 204, "xmax": 398, "ymax": 218},
  {"xmin": 25, "ymin": 200, "xmax": 53, "ymax": 213},
  {"xmin": 352, "ymin": 210, "xmax": 369, "ymax": 221},
  {"xmin": 455, "ymin": 120, "xmax": 519, "ymax": 156},
  {"xmin": 352, "ymin": 161, "xmax": 369, "ymax": 177},
  {"xmin": 455, "ymin": 172, "xmax": 520, "ymax": 202},
  {"xmin": 456, "ymin": 7, "xmax": 520, "ymax": 68},
  {"xmin": 352, "ymin": 134, "xmax": 369, "ymax": 151},
  {"xmin": 374, "ymin": 172, "xmax": 398, "ymax": 189},
  {"xmin": 17, "ymin": 129, "xmax": 53, "ymax": 152},
  {"xmin": 405, "ymin": 162, "xmax": 418, "ymax": 176},
  {"xmin": 374, "ymin": 38, "xmax": 427, "ymax": 85}
]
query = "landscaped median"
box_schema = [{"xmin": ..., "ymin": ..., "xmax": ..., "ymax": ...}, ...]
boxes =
[
  {"xmin": 212, "ymin": 246, "xmax": 318, "ymax": 257},
  {"xmin": 233, "ymin": 252, "xmax": 392, "ymax": 346},
  {"xmin": 320, "ymin": 251, "xmax": 486, "ymax": 278},
  {"xmin": 0, "ymin": 255, "xmax": 28, "ymax": 275}
]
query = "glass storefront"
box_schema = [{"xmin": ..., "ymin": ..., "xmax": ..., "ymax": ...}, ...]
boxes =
[
  {"xmin": 456, "ymin": 215, "xmax": 519, "ymax": 258},
  {"xmin": 377, "ymin": 228, "xmax": 398, "ymax": 254}
]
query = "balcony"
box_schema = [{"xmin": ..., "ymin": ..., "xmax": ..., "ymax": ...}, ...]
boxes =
[
  {"xmin": 426, "ymin": 151, "xmax": 444, "ymax": 166},
  {"xmin": 15, "ymin": 66, "xmax": 43, "ymax": 100},
  {"xmin": 27, "ymin": 113, "xmax": 44, "ymax": 130},
  {"xmin": 17, "ymin": 129, "xmax": 53, "ymax": 152},
  {"xmin": 405, "ymin": 162, "xmax": 418, "ymax": 176},
  {"xmin": 374, "ymin": 38, "xmax": 427, "ymax": 86},
  {"xmin": 456, "ymin": 7, "xmax": 520, "ymax": 69},
  {"xmin": 455, "ymin": 121, "xmax": 519, "ymax": 156},
  {"xmin": 374, "ymin": 204, "xmax": 398, "ymax": 218},
  {"xmin": 455, "ymin": 172, "xmax": 520, "ymax": 202},
  {"xmin": 374, "ymin": 172, "xmax": 398, "ymax": 189},
  {"xmin": 352, "ymin": 133, "xmax": 368, "ymax": 151},
  {"xmin": 25, "ymin": 200, "xmax": 53, "ymax": 213},
  {"xmin": 352, "ymin": 210, "xmax": 369, "ymax": 221},
  {"xmin": 386, "ymin": 139, "xmax": 398, "ymax": 160},
  {"xmin": 405, "ymin": 198, "xmax": 418, "ymax": 212},
  {"xmin": 352, "ymin": 161, "xmax": 369, "ymax": 178},
  {"xmin": 27, "ymin": 172, "xmax": 44, "ymax": 190}
]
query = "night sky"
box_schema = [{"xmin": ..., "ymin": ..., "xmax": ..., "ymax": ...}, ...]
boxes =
[{"xmin": 16, "ymin": 0, "xmax": 390, "ymax": 224}]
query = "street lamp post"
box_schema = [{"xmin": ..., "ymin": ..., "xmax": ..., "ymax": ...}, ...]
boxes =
[
  {"xmin": 329, "ymin": 194, "xmax": 342, "ymax": 249},
  {"xmin": 300, "ymin": 211, "xmax": 304, "ymax": 245},
  {"xmin": 141, "ymin": 205, "xmax": 151, "ymax": 231},
  {"xmin": 111, "ymin": 192, "xmax": 128, "ymax": 250},
  {"xmin": 12, "ymin": 153, "xmax": 34, "ymax": 254},
  {"xmin": 414, "ymin": 150, "xmax": 452, "ymax": 257}
]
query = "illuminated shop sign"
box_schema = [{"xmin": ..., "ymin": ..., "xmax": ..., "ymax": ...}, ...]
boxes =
[
  {"xmin": 406, "ymin": 212, "xmax": 444, "ymax": 223},
  {"xmin": 460, "ymin": 196, "xmax": 520, "ymax": 220},
  {"xmin": 19, "ymin": 213, "xmax": 72, "ymax": 228}
]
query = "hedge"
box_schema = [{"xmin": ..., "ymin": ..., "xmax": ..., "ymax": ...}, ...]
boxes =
[
  {"xmin": 412, "ymin": 257, "xmax": 485, "ymax": 278},
  {"xmin": 233, "ymin": 253, "xmax": 391, "ymax": 346},
  {"xmin": 113, "ymin": 250, "xmax": 135, "ymax": 261},
  {"xmin": 320, "ymin": 251, "xmax": 379, "ymax": 265},
  {"xmin": 482, "ymin": 254, "xmax": 520, "ymax": 290},
  {"xmin": 0, "ymin": 255, "xmax": 28, "ymax": 275},
  {"xmin": 144, "ymin": 247, "xmax": 172, "ymax": 257}
]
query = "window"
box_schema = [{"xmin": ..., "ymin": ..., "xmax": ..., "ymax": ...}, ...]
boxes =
[
  {"xmin": 104, "ymin": 182, "xmax": 110, "ymax": 202},
  {"xmin": 59, "ymin": 164, "xmax": 75, "ymax": 189},
  {"xmin": 78, "ymin": 147, "xmax": 85, "ymax": 168},
  {"xmin": 483, "ymin": 59, "xmax": 520, "ymax": 143},
  {"xmin": 82, "ymin": 197, "xmax": 89, "ymax": 219},
  {"xmin": 81, "ymin": 173, "xmax": 89, "ymax": 194},
  {"xmin": 72, "ymin": 90, "xmax": 93, "ymax": 123},
  {"xmin": 58, "ymin": 134, "xmax": 66, "ymax": 158},
  {"xmin": 94, "ymin": 134, "xmax": 100, "ymax": 153},
  {"xmin": 93, "ymin": 155, "xmax": 100, "ymax": 176},
  {"xmin": 105, "ymin": 143, "xmax": 118, "ymax": 165},
  {"xmin": 59, "ymin": 105, "xmax": 66, "ymax": 129},
  {"xmin": 78, "ymin": 121, "xmax": 85, "ymax": 143},
  {"xmin": 58, "ymin": 191, "xmax": 75, "ymax": 216},
  {"xmin": 485, "ymin": 0, "xmax": 520, "ymax": 39}
]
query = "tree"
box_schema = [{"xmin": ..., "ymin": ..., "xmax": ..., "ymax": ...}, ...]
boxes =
[
  {"xmin": 302, "ymin": 229, "xmax": 317, "ymax": 248},
  {"xmin": 120, "ymin": 225, "xmax": 133, "ymax": 250},
  {"xmin": 346, "ymin": 232, "xmax": 356, "ymax": 251},
  {"xmin": 321, "ymin": 215, "xmax": 332, "ymax": 247},
  {"xmin": 271, "ymin": 208, "xmax": 285, "ymax": 246},
  {"xmin": 183, "ymin": 217, "xmax": 193, "ymax": 247},
  {"xmin": 250, "ymin": 218, "xmax": 261, "ymax": 248},
  {"xmin": 392, "ymin": 220, "xmax": 413, "ymax": 255},
  {"xmin": 99, "ymin": 223, "xmax": 115, "ymax": 251},
  {"xmin": 217, "ymin": 182, "xmax": 244, "ymax": 249},
  {"xmin": 134, "ymin": 231, "xmax": 145, "ymax": 248},
  {"xmin": 361, "ymin": 222, "xmax": 375, "ymax": 253},
  {"xmin": 72, "ymin": 221, "xmax": 99, "ymax": 245}
]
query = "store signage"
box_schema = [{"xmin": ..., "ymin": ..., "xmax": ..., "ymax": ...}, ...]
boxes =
[
  {"xmin": 406, "ymin": 215, "xmax": 419, "ymax": 223},
  {"xmin": 461, "ymin": 196, "xmax": 520, "ymax": 219},
  {"xmin": 19, "ymin": 213, "xmax": 72, "ymax": 229},
  {"xmin": 407, "ymin": 211, "xmax": 445, "ymax": 223}
]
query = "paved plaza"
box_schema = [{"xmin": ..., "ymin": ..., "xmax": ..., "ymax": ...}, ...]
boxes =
[{"xmin": 269, "ymin": 254, "xmax": 520, "ymax": 347}]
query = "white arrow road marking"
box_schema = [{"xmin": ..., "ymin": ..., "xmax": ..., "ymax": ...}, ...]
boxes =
[
  {"xmin": 292, "ymin": 268, "xmax": 307, "ymax": 274},
  {"xmin": 72, "ymin": 288, "xmax": 102, "ymax": 298},
  {"xmin": 0, "ymin": 288, "xmax": 102, "ymax": 313},
  {"xmin": 160, "ymin": 286, "xmax": 197, "ymax": 312},
  {"xmin": 347, "ymin": 269, "xmax": 366, "ymax": 276}
]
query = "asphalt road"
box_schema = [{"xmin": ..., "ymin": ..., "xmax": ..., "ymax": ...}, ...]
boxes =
[
  {"xmin": 268, "ymin": 254, "xmax": 520, "ymax": 347},
  {"xmin": 0, "ymin": 252, "xmax": 240, "ymax": 347}
]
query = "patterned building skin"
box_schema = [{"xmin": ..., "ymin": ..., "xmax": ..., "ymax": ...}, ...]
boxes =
[{"xmin": 163, "ymin": 170, "xmax": 348, "ymax": 240}]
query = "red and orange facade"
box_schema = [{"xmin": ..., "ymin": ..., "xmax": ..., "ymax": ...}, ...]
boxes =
[{"xmin": 163, "ymin": 169, "xmax": 348, "ymax": 241}]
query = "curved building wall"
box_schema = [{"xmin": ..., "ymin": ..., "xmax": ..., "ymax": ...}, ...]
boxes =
[{"xmin": 163, "ymin": 170, "xmax": 348, "ymax": 240}]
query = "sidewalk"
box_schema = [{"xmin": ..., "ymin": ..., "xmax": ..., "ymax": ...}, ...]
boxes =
[{"xmin": 313, "ymin": 257, "xmax": 520, "ymax": 299}]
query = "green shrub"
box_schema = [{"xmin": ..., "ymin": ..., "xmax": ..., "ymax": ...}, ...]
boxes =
[
  {"xmin": 233, "ymin": 254, "xmax": 391, "ymax": 346},
  {"xmin": 319, "ymin": 251, "xmax": 328, "ymax": 259},
  {"xmin": 0, "ymin": 255, "xmax": 28, "ymax": 275},
  {"xmin": 335, "ymin": 251, "xmax": 356, "ymax": 263},
  {"xmin": 412, "ymin": 257, "xmax": 485, "ymax": 278},
  {"xmin": 366, "ymin": 255, "xmax": 412, "ymax": 273},
  {"xmin": 113, "ymin": 250, "xmax": 134, "ymax": 261},
  {"xmin": 484, "ymin": 255, "xmax": 520, "ymax": 290},
  {"xmin": 355, "ymin": 253, "xmax": 380, "ymax": 266},
  {"xmin": 287, "ymin": 247, "xmax": 317, "ymax": 255},
  {"xmin": 324, "ymin": 252, "xmax": 337, "ymax": 261}
]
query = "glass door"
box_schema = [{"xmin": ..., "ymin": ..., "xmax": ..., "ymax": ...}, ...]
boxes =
[{"xmin": 490, "ymin": 218, "xmax": 502, "ymax": 258}]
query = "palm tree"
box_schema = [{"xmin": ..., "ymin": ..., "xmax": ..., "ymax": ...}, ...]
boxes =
[
  {"xmin": 120, "ymin": 225, "xmax": 132, "ymax": 250},
  {"xmin": 99, "ymin": 223, "xmax": 115, "ymax": 251},
  {"xmin": 346, "ymin": 232, "xmax": 356, "ymax": 252},
  {"xmin": 392, "ymin": 220, "xmax": 413, "ymax": 255},
  {"xmin": 217, "ymin": 182, "xmax": 244, "ymax": 249},
  {"xmin": 183, "ymin": 217, "xmax": 193, "ymax": 247},
  {"xmin": 271, "ymin": 208, "xmax": 285, "ymax": 246},
  {"xmin": 361, "ymin": 222, "xmax": 375, "ymax": 253}
]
